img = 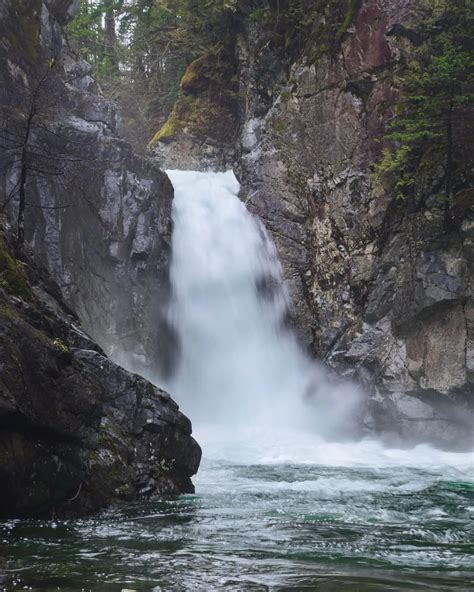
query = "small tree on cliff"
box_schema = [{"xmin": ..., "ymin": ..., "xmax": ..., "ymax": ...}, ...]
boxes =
[
  {"xmin": 0, "ymin": 61, "xmax": 99, "ymax": 248},
  {"xmin": 374, "ymin": 0, "xmax": 473, "ymax": 229}
]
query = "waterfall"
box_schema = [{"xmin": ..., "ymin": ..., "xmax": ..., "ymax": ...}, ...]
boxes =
[{"xmin": 164, "ymin": 170, "xmax": 360, "ymax": 438}]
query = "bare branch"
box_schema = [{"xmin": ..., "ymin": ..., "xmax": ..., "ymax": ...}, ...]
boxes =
[{"xmin": 25, "ymin": 202, "xmax": 73, "ymax": 209}]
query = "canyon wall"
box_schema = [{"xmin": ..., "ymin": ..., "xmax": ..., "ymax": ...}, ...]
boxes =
[
  {"xmin": 0, "ymin": 0, "xmax": 200, "ymax": 517},
  {"xmin": 151, "ymin": 0, "xmax": 473, "ymax": 449},
  {"xmin": 0, "ymin": 0, "xmax": 176, "ymax": 378}
]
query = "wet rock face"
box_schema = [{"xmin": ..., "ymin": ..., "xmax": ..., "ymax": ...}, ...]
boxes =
[
  {"xmin": 233, "ymin": 0, "xmax": 473, "ymax": 447},
  {"xmin": 67, "ymin": 350, "xmax": 201, "ymax": 516},
  {"xmin": 0, "ymin": 0, "xmax": 201, "ymax": 517},
  {"xmin": 0, "ymin": 238, "xmax": 200, "ymax": 518},
  {"xmin": 0, "ymin": 0, "xmax": 175, "ymax": 379},
  {"xmin": 153, "ymin": 0, "xmax": 473, "ymax": 447}
]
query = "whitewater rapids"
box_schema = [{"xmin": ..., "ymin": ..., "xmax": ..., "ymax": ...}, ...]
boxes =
[{"xmin": 164, "ymin": 169, "xmax": 360, "ymax": 441}]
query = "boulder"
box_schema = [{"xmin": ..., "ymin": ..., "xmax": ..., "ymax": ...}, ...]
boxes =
[{"xmin": 0, "ymin": 238, "xmax": 200, "ymax": 518}]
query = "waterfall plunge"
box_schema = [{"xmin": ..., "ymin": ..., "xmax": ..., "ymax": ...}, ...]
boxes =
[{"xmin": 165, "ymin": 170, "xmax": 361, "ymax": 439}]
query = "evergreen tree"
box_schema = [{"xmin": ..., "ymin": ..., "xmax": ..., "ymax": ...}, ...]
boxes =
[{"xmin": 375, "ymin": 0, "xmax": 474, "ymax": 229}]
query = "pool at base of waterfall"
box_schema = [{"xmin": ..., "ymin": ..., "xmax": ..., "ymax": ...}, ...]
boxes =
[
  {"xmin": 5, "ymin": 171, "xmax": 470, "ymax": 591},
  {"xmin": 2, "ymin": 430, "xmax": 473, "ymax": 592}
]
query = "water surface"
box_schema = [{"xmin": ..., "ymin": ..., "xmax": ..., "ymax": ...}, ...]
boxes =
[{"xmin": 3, "ymin": 431, "xmax": 473, "ymax": 591}]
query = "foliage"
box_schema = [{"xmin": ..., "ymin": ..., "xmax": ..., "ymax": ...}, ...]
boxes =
[
  {"xmin": 52, "ymin": 337, "xmax": 70, "ymax": 353},
  {"xmin": 68, "ymin": 0, "xmax": 242, "ymax": 149},
  {"xmin": 0, "ymin": 239, "xmax": 34, "ymax": 302},
  {"xmin": 244, "ymin": 0, "xmax": 361, "ymax": 61},
  {"xmin": 374, "ymin": 0, "xmax": 474, "ymax": 227},
  {"xmin": 67, "ymin": 0, "xmax": 124, "ymax": 79}
]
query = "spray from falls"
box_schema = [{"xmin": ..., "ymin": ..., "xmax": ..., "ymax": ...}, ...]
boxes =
[{"xmin": 164, "ymin": 170, "xmax": 361, "ymax": 441}]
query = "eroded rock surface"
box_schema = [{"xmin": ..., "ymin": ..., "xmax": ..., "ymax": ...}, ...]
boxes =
[
  {"xmin": 0, "ymin": 235, "xmax": 200, "ymax": 518},
  {"xmin": 151, "ymin": 1, "xmax": 473, "ymax": 449},
  {"xmin": 0, "ymin": 0, "xmax": 201, "ymax": 518},
  {"xmin": 0, "ymin": 0, "xmax": 175, "ymax": 378}
]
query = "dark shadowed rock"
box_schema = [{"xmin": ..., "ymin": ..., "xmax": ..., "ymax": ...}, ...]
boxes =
[{"xmin": 0, "ymin": 236, "xmax": 200, "ymax": 519}]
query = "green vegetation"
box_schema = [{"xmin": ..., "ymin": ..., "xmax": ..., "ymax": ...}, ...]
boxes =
[
  {"xmin": 0, "ymin": 239, "xmax": 34, "ymax": 302},
  {"xmin": 52, "ymin": 338, "xmax": 69, "ymax": 354},
  {"xmin": 336, "ymin": 0, "xmax": 359, "ymax": 42},
  {"xmin": 149, "ymin": 91, "xmax": 236, "ymax": 148},
  {"xmin": 68, "ymin": 0, "xmax": 240, "ymax": 149},
  {"xmin": 246, "ymin": 0, "xmax": 361, "ymax": 62},
  {"xmin": 272, "ymin": 120, "xmax": 288, "ymax": 133},
  {"xmin": 69, "ymin": 1, "xmax": 361, "ymax": 150},
  {"xmin": 374, "ymin": 0, "xmax": 473, "ymax": 228}
]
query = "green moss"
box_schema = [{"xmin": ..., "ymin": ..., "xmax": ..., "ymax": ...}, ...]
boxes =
[
  {"xmin": 149, "ymin": 116, "xmax": 178, "ymax": 145},
  {"xmin": 376, "ymin": 100, "xmax": 389, "ymax": 116},
  {"xmin": 149, "ymin": 92, "xmax": 236, "ymax": 149},
  {"xmin": 0, "ymin": 302, "xmax": 21, "ymax": 322},
  {"xmin": 52, "ymin": 338, "xmax": 69, "ymax": 354},
  {"xmin": 180, "ymin": 54, "xmax": 212, "ymax": 94},
  {"xmin": 288, "ymin": 169, "xmax": 310, "ymax": 195},
  {"xmin": 273, "ymin": 120, "xmax": 288, "ymax": 133},
  {"xmin": 0, "ymin": 241, "xmax": 34, "ymax": 302},
  {"xmin": 249, "ymin": 7, "xmax": 268, "ymax": 22},
  {"xmin": 336, "ymin": 0, "xmax": 360, "ymax": 42},
  {"xmin": 148, "ymin": 49, "xmax": 238, "ymax": 149}
]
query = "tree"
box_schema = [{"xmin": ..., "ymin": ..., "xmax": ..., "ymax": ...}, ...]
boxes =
[
  {"xmin": 0, "ymin": 61, "xmax": 99, "ymax": 248},
  {"xmin": 68, "ymin": 0, "xmax": 242, "ymax": 149},
  {"xmin": 374, "ymin": 0, "xmax": 474, "ymax": 229}
]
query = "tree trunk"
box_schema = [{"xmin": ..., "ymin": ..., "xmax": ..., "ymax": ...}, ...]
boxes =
[
  {"xmin": 104, "ymin": 1, "xmax": 119, "ymax": 74},
  {"xmin": 17, "ymin": 106, "xmax": 35, "ymax": 249},
  {"xmin": 17, "ymin": 147, "xmax": 27, "ymax": 248},
  {"xmin": 444, "ymin": 105, "xmax": 454, "ymax": 230}
]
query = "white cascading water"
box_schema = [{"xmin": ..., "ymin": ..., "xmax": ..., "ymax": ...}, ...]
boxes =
[
  {"xmin": 162, "ymin": 168, "xmax": 473, "ymax": 479},
  {"xmin": 164, "ymin": 170, "xmax": 360, "ymax": 444},
  {"xmin": 8, "ymin": 172, "xmax": 473, "ymax": 592}
]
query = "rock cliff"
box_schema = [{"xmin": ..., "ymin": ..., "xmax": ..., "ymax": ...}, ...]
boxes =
[
  {"xmin": 150, "ymin": 0, "xmax": 473, "ymax": 449},
  {"xmin": 0, "ymin": 0, "xmax": 201, "ymax": 517},
  {"xmin": 0, "ymin": 0, "xmax": 176, "ymax": 378},
  {"xmin": 0, "ymin": 233, "xmax": 200, "ymax": 518}
]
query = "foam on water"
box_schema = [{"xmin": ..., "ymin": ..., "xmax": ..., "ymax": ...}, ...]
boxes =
[
  {"xmin": 194, "ymin": 424, "xmax": 474, "ymax": 472},
  {"xmin": 164, "ymin": 169, "xmax": 473, "ymax": 476}
]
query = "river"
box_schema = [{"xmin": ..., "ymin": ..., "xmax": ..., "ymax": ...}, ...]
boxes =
[{"xmin": 2, "ymin": 171, "xmax": 472, "ymax": 591}]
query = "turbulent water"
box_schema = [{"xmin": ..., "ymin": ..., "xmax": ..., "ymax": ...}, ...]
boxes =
[
  {"xmin": 3, "ymin": 438, "xmax": 474, "ymax": 591},
  {"xmin": 2, "ymin": 171, "xmax": 473, "ymax": 591},
  {"xmin": 164, "ymin": 170, "xmax": 360, "ymax": 437}
]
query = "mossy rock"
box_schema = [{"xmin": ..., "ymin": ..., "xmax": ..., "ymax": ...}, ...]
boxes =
[
  {"xmin": 0, "ymin": 239, "xmax": 34, "ymax": 302},
  {"xmin": 149, "ymin": 93, "xmax": 237, "ymax": 148},
  {"xmin": 149, "ymin": 50, "xmax": 238, "ymax": 149},
  {"xmin": 336, "ymin": 0, "xmax": 361, "ymax": 42},
  {"xmin": 149, "ymin": 114, "xmax": 179, "ymax": 145},
  {"xmin": 180, "ymin": 53, "xmax": 215, "ymax": 95}
]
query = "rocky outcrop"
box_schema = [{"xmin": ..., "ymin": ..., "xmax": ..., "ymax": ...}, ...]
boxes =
[
  {"xmin": 149, "ymin": 51, "xmax": 240, "ymax": 171},
  {"xmin": 150, "ymin": 1, "xmax": 473, "ymax": 449},
  {"xmin": 0, "ymin": 0, "xmax": 201, "ymax": 518},
  {"xmin": 0, "ymin": 0, "xmax": 175, "ymax": 379},
  {"xmin": 0, "ymin": 235, "xmax": 200, "ymax": 518}
]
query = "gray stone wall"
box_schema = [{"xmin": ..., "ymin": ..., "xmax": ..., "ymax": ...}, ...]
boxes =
[{"xmin": 0, "ymin": 0, "xmax": 175, "ymax": 378}]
